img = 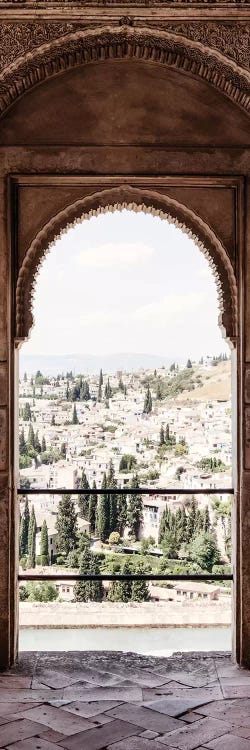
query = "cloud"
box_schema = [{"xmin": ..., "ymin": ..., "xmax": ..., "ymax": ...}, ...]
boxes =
[
  {"xmin": 133, "ymin": 292, "xmax": 208, "ymax": 323},
  {"xmin": 77, "ymin": 242, "xmax": 154, "ymax": 269}
]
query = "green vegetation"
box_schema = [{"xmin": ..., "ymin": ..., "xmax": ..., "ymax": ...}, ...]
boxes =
[{"xmin": 55, "ymin": 494, "xmax": 78, "ymax": 557}]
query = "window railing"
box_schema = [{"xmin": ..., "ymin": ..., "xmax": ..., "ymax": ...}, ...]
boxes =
[{"xmin": 17, "ymin": 487, "xmax": 234, "ymax": 583}]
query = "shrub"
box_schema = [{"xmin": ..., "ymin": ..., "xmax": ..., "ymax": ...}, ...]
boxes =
[
  {"xmin": 19, "ymin": 556, "xmax": 27, "ymax": 570},
  {"xmin": 26, "ymin": 582, "xmax": 59, "ymax": 602},
  {"xmin": 67, "ymin": 550, "xmax": 79, "ymax": 568},
  {"xmin": 56, "ymin": 555, "xmax": 66, "ymax": 565},
  {"xmin": 19, "ymin": 585, "xmax": 28, "ymax": 601},
  {"xmin": 109, "ymin": 532, "xmax": 121, "ymax": 545}
]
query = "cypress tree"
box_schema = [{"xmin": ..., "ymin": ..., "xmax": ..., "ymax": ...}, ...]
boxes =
[
  {"xmin": 74, "ymin": 545, "xmax": 92, "ymax": 602},
  {"xmin": 186, "ymin": 497, "xmax": 197, "ymax": 543},
  {"xmin": 89, "ymin": 553, "xmax": 104, "ymax": 602},
  {"xmin": 105, "ymin": 378, "xmax": 112, "ymax": 399},
  {"xmin": 203, "ymin": 505, "xmax": 210, "ymax": 532},
  {"xmin": 72, "ymin": 403, "xmax": 78, "ymax": 424},
  {"xmin": 89, "ymin": 480, "xmax": 98, "ymax": 534},
  {"xmin": 23, "ymin": 402, "xmax": 32, "ymax": 421},
  {"xmin": 96, "ymin": 473, "xmax": 109, "ymax": 542},
  {"xmin": 28, "ymin": 506, "xmax": 36, "ymax": 568},
  {"xmin": 165, "ymin": 424, "xmax": 170, "ymax": 442},
  {"xmin": 55, "ymin": 494, "xmax": 78, "ymax": 556},
  {"xmin": 41, "ymin": 435, "xmax": 46, "ymax": 452},
  {"xmin": 40, "ymin": 519, "xmax": 49, "ymax": 565},
  {"xmin": 128, "ymin": 474, "xmax": 143, "ymax": 540},
  {"xmin": 117, "ymin": 494, "xmax": 127, "ymax": 537},
  {"xmin": 19, "ymin": 497, "xmax": 30, "ymax": 558},
  {"xmin": 107, "ymin": 459, "xmax": 117, "ymax": 535},
  {"xmin": 19, "ymin": 428, "xmax": 27, "ymax": 456},
  {"xmin": 28, "ymin": 424, "xmax": 35, "ymax": 448},
  {"xmin": 51, "ymin": 414, "xmax": 56, "ymax": 426},
  {"xmin": 78, "ymin": 471, "xmax": 90, "ymax": 520},
  {"xmin": 159, "ymin": 425, "xmax": 165, "ymax": 446},
  {"xmin": 143, "ymin": 385, "xmax": 152, "ymax": 414},
  {"xmin": 99, "ymin": 369, "xmax": 103, "ymax": 387},
  {"xmin": 131, "ymin": 561, "xmax": 149, "ymax": 602}
]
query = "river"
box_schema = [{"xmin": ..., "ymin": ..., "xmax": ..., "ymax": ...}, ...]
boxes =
[{"xmin": 19, "ymin": 626, "xmax": 231, "ymax": 656}]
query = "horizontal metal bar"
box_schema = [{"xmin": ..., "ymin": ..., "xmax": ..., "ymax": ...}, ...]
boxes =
[
  {"xmin": 17, "ymin": 487, "xmax": 234, "ymax": 496},
  {"xmin": 18, "ymin": 573, "xmax": 233, "ymax": 582}
]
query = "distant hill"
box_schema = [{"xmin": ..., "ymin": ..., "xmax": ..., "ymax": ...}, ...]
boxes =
[
  {"xmin": 175, "ymin": 361, "xmax": 231, "ymax": 403},
  {"xmin": 19, "ymin": 352, "xmax": 180, "ymax": 376}
]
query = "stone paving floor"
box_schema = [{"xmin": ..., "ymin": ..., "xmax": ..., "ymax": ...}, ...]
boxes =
[{"xmin": 1, "ymin": 651, "xmax": 250, "ymax": 748}]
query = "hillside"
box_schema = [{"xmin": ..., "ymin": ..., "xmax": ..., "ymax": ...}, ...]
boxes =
[{"xmin": 175, "ymin": 361, "xmax": 231, "ymax": 403}]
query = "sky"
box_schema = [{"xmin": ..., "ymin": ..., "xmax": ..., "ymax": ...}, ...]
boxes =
[{"xmin": 21, "ymin": 209, "xmax": 229, "ymax": 362}]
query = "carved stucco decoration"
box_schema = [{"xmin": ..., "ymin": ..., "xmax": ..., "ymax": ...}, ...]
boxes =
[
  {"xmin": 149, "ymin": 23, "xmax": 250, "ymax": 71},
  {"xmin": 0, "ymin": 22, "xmax": 249, "ymax": 74},
  {"xmin": 0, "ymin": 26, "xmax": 249, "ymax": 116},
  {"xmin": 15, "ymin": 186, "xmax": 237, "ymax": 349}
]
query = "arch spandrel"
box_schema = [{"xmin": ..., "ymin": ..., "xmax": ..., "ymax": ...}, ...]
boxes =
[
  {"xmin": 15, "ymin": 185, "xmax": 237, "ymax": 351},
  {"xmin": 0, "ymin": 25, "xmax": 249, "ymax": 123}
]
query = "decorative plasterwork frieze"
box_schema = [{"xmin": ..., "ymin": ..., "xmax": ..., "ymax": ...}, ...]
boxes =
[
  {"xmin": 15, "ymin": 185, "xmax": 237, "ymax": 348},
  {"xmin": 0, "ymin": 20, "xmax": 249, "ymax": 76},
  {"xmin": 0, "ymin": 26, "xmax": 249, "ymax": 116}
]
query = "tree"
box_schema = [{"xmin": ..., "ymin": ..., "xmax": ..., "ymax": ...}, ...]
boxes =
[
  {"xmin": 23, "ymin": 402, "xmax": 32, "ymax": 421},
  {"xmin": 27, "ymin": 506, "xmax": 36, "ymax": 568},
  {"xmin": 156, "ymin": 382, "xmax": 163, "ymax": 400},
  {"xmin": 131, "ymin": 561, "xmax": 150, "ymax": 602},
  {"xmin": 51, "ymin": 414, "xmax": 56, "ymax": 426},
  {"xmin": 97, "ymin": 369, "xmax": 103, "ymax": 402},
  {"xmin": 78, "ymin": 471, "xmax": 90, "ymax": 520},
  {"xmin": 19, "ymin": 498, "xmax": 30, "ymax": 558},
  {"xmin": 72, "ymin": 403, "xmax": 78, "ymax": 424},
  {"xmin": 107, "ymin": 459, "xmax": 117, "ymax": 535},
  {"xmin": 60, "ymin": 442, "xmax": 66, "ymax": 458},
  {"xmin": 105, "ymin": 378, "xmax": 112, "ymax": 399},
  {"xmin": 55, "ymin": 494, "xmax": 78, "ymax": 556},
  {"xmin": 89, "ymin": 481, "xmax": 98, "ymax": 534},
  {"xmin": 19, "ymin": 428, "xmax": 27, "ymax": 455},
  {"xmin": 24, "ymin": 372, "xmax": 27, "ymax": 382},
  {"xmin": 128, "ymin": 475, "xmax": 143, "ymax": 540},
  {"xmin": 161, "ymin": 529, "xmax": 179, "ymax": 558},
  {"xmin": 117, "ymin": 494, "xmax": 127, "ymax": 537},
  {"xmin": 143, "ymin": 385, "xmax": 152, "ymax": 414},
  {"xmin": 40, "ymin": 519, "xmax": 49, "ymax": 565},
  {"xmin": 26, "ymin": 581, "xmax": 58, "ymax": 602},
  {"xmin": 108, "ymin": 560, "xmax": 132, "ymax": 602},
  {"xmin": 119, "ymin": 454, "xmax": 137, "ymax": 473},
  {"xmin": 96, "ymin": 473, "xmax": 109, "ymax": 542},
  {"xmin": 186, "ymin": 497, "xmax": 197, "ymax": 543},
  {"xmin": 190, "ymin": 530, "xmax": 220, "ymax": 572},
  {"xmin": 41, "ymin": 435, "xmax": 46, "ymax": 453},
  {"xmin": 159, "ymin": 425, "xmax": 165, "ymax": 446},
  {"xmin": 186, "ymin": 359, "xmax": 192, "ymax": 369},
  {"xmin": 203, "ymin": 505, "xmax": 210, "ymax": 532},
  {"xmin": 27, "ymin": 424, "xmax": 35, "ymax": 449},
  {"xmin": 89, "ymin": 553, "xmax": 104, "ymax": 602},
  {"xmin": 74, "ymin": 545, "xmax": 92, "ymax": 602}
]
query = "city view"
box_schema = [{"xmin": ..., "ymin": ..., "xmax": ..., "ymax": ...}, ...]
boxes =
[{"xmin": 18, "ymin": 210, "xmax": 232, "ymax": 653}]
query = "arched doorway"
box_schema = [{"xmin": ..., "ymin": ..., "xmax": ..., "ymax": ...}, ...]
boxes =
[{"xmin": 0, "ymin": 20, "xmax": 247, "ymax": 668}]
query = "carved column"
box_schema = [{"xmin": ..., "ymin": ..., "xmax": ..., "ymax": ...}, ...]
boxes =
[
  {"xmin": 237, "ymin": 180, "xmax": 250, "ymax": 667},
  {"xmin": 0, "ymin": 177, "xmax": 17, "ymax": 669}
]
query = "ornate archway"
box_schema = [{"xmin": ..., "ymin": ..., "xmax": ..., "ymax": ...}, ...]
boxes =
[
  {"xmin": 15, "ymin": 185, "xmax": 237, "ymax": 348},
  {"xmin": 0, "ymin": 25, "xmax": 249, "ymax": 118}
]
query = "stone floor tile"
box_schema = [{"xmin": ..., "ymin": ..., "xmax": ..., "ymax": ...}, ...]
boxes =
[
  {"xmin": 98, "ymin": 666, "xmax": 172, "ymax": 689},
  {"xmin": 0, "ymin": 702, "xmax": 38, "ymax": 717},
  {"xmin": 0, "ymin": 689, "xmax": 63, "ymax": 703},
  {"xmin": 0, "ymin": 676, "xmax": 31, "ymax": 689},
  {"xmin": 106, "ymin": 738, "xmax": 172, "ymax": 749},
  {"xmin": 160, "ymin": 717, "xmax": 232, "ymax": 749},
  {"xmin": 17, "ymin": 705, "xmax": 97, "ymax": 735},
  {"xmin": 106, "ymin": 702, "xmax": 184, "ymax": 733},
  {"xmin": 34, "ymin": 671, "xmax": 81, "ymax": 690},
  {"xmin": 204, "ymin": 734, "xmax": 250, "ymax": 749},
  {"xmin": 5, "ymin": 738, "xmax": 62, "ymax": 750},
  {"xmin": 222, "ymin": 686, "xmax": 250, "ymax": 699},
  {"xmin": 220, "ymin": 675, "xmax": 250, "ymax": 686},
  {"xmin": 155, "ymin": 686, "xmax": 223, "ymax": 702},
  {"xmin": 140, "ymin": 729, "xmax": 160, "ymax": 738},
  {"xmin": 196, "ymin": 699, "xmax": 250, "ymax": 725},
  {"xmin": 63, "ymin": 686, "xmax": 143, "ymax": 702},
  {"xmin": 0, "ymin": 718, "xmax": 46, "ymax": 748},
  {"xmin": 36, "ymin": 729, "xmax": 67, "ymax": 743},
  {"xmin": 143, "ymin": 697, "xmax": 216, "ymax": 718},
  {"xmin": 181, "ymin": 712, "xmax": 204, "ymax": 723},
  {"xmin": 195, "ymin": 699, "xmax": 237, "ymax": 717},
  {"xmin": 57, "ymin": 718, "xmax": 141, "ymax": 749},
  {"xmin": 61, "ymin": 699, "xmax": 122, "ymax": 718}
]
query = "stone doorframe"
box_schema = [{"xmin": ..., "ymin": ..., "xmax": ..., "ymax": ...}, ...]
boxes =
[{"xmin": 2, "ymin": 173, "xmax": 244, "ymax": 669}]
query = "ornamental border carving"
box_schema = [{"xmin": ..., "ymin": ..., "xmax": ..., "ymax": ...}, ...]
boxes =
[
  {"xmin": 0, "ymin": 26, "xmax": 249, "ymax": 116},
  {"xmin": 15, "ymin": 185, "xmax": 237, "ymax": 348}
]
